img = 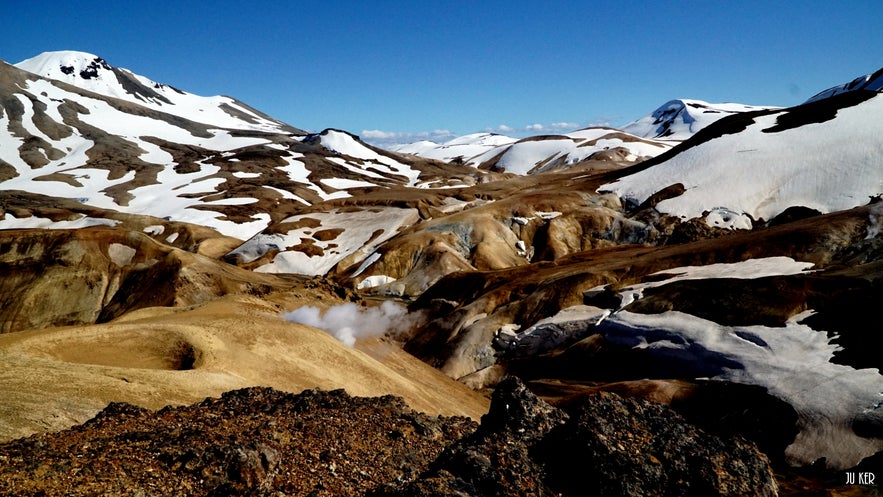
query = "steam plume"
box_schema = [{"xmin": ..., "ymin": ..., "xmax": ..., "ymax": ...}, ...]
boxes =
[{"xmin": 284, "ymin": 301, "xmax": 423, "ymax": 347}]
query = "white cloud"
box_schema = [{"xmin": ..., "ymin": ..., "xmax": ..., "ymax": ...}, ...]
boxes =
[
  {"xmin": 549, "ymin": 122, "xmax": 581, "ymax": 131},
  {"xmin": 360, "ymin": 129, "xmax": 458, "ymax": 148},
  {"xmin": 585, "ymin": 115, "xmax": 622, "ymax": 128},
  {"xmin": 361, "ymin": 129, "xmax": 399, "ymax": 140},
  {"xmin": 484, "ymin": 121, "xmax": 584, "ymax": 136},
  {"xmin": 361, "ymin": 119, "xmax": 611, "ymax": 151}
]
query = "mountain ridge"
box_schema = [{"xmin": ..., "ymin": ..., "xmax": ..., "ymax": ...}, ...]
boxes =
[
  {"xmin": 0, "ymin": 52, "xmax": 487, "ymax": 240},
  {"xmin": 3, "ymin": 51, "xmax": 883, "ymax": 489}
]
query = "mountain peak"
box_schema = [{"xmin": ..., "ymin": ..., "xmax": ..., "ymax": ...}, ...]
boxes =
[
  {"xmin": 14, "ymin": 50, "xmax": 175, "ymax": 107},
  {"xmin": 804, "ymin": 66, "xmax": 883, "ymax": 103},
  {"xmin": 622, "ymin": 99, "xmax": 774, "ymax": 141},
  {"xmin": 15, "ymin": 50, "xmax": 114, "ymax": 82},
  {"xmin": 11, "ymin": 50, "xmax": 298, "ymax": 134}
]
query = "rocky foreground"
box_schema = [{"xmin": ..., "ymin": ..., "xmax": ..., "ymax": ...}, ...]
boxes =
[{"xmin": 0, "ymin": 377, "xmax": 781, "ymax": 497}]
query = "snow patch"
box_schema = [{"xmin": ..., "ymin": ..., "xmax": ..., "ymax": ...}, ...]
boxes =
[
  {"xmin": 1, "ymin": 213, "xmax": 120, "ymax": 230},
  {"xmin": 107, "ymin": 243, "xmax": 136, "ymax": 266},
  {"xmin": 357, "ymin": 275, "xmax": 397, "ymax": 289},
  {"xmin": 229, "ymin": 208, "xmax": 419, "ymax": 275},
  {"xmin": 143, "ymin": 225, "xmax": 164, "ymax": 236},
  {"xmin": 600, "ymin": 310, "xmax": 883, "ymax": 469}
]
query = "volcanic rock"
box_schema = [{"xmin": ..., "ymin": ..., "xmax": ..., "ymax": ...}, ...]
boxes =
[
  {"xmin": 0, "ymin": 387, "xmax": 477, "ymax": 496},
  {"xmin": 373, "ymin": 377, "xmax": 778, "ymax": 497}
]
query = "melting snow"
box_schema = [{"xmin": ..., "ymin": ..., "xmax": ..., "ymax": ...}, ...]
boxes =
[
  {"xmin": 601, "ymin": 310, "xmax": 883, "ymax": 469},
  {"xmin": 356, "ymin": 275, "xmax": 397, "ymax": 289}
]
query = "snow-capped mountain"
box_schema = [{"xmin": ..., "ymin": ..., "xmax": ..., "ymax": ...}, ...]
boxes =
[
  {"xmin": 15, "ymin": 51, "xmax": 300, "ymax": 134},
  {"xmin": 394, "ymin": 101, "xmax": 772, "ymax": 174},
  {"xmin": 396, "ymin": 127, "xmax": 674, "ymax": 174},
  {"xmin": 804, "ymin": 67, "xmax": 883, "ymax": 103},
  {"xmin": 601, "ymin": 70, "xmax": 883, "ymax": 228},
  {"xmin": 621, "ymin": 99, "xmax": 776, "ymax": 141},
  {"xmin": 4, "ymin": 50, "xmax": 883, "ymax": 480},
  {"xmin": 392, "ymin": 133, "xmax": 518, "ymax": 163},
  {"xmin": 470, "ymin": 127, "xmax": 672, "ymax": 174},
  {"xmin": 0, "ymin": 52, "xmax": 475, "ymax": 240}
]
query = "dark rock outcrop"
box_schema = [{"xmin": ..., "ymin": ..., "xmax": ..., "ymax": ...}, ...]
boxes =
[
  {"xmin": 0, "ymin": 387, "xmax": 476, "ymax": 497},
  {"xmin": 0, "ymin": 379, "xmax": 779, "ymax": 497},
  {"xmin": 374, "ymin": 377, "xmax": 778, "ymax": 497}
]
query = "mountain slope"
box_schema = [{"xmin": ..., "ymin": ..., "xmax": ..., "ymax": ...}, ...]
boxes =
[
  {"xmin": 392, "ymin": 132, "xmax": 518, "ymax": 163},
  {"xmin": 471, "ymin": 127, "xmax": 671, "ymax": 174},
  {"xmin": 1, "ymin": 52, "xmax": 481, "ymax": 240},
  {"xmin": 14, "ymin": 51, "xmax": 300, "ymax": 134},
  {"xmin": 601, "ymin": 77, "xmax": 883, "ymax": 228},
  {"xmin": 397, "ymin": 127, "xmax": 672, "ymax": 174}
]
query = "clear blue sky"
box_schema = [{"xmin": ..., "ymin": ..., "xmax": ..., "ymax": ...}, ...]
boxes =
[{"xmin": 3, "ymin": 1, "xmax": 881, "ymax": 146}]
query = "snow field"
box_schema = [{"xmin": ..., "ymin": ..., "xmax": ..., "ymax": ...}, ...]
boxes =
[{"xmin": 603, "ymin": 94, "xmax": 883, "ymax": 226}]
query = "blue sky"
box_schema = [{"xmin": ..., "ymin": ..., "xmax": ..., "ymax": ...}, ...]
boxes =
[{"xmin": 3, "ymin": 1, "xmax": 881, "ymax": 146}]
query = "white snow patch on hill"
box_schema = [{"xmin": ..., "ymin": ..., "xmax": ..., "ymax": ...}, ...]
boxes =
[
  {"xmin": 320, "ymin": 130, "xmax": 420, "ymax": 184},
  {"xmin": 467, "ymin": 128, "xmax": 671, "ymax": 174},
  {"xmin": 393, "ymin": 133, "xmax": 518, "ymax": 163},
  {"xmin": 0, "ymin": 214, "xmax": 121, "ymax": 230},
  {"xmin": 228, "ymin": 208, "xmax": 419, "ymax": 275},
  {"xmin": 394, "ymin": 128, "xmax": 669, "ymax": 173},
  {"xmin": 602, "ymin": 94, "xmax": 883, "ymax": 226}
]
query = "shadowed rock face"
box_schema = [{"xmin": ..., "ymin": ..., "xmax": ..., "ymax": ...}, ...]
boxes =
[
  {"xmin": 400, "ymin": 203, "xmax": 883, "ymax": 471},
  {"xmin": 0, "ymin": 226, "xmax": 285, "ymax": 332}
]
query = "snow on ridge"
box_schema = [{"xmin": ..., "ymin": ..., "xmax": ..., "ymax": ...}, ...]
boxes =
[
  {"xmin": 805, "ymin": 67, "xmax": 883, "ymax": 103},
  {"xmin": 392, "ymin": 126, "xmax": 672, "ymax": 173},
  {"xmin": 14, "ymin": 51, "xmax": 291, "ymax": 134},
  {"xmin": 393, "ymin": 132, "xmax": 518, "ymax": 164},
  {"xmin": 318, "ymin": 130, "xmax": 420, "ymax": 184},
  {"xmin": 467, "ymin": 128, "xmax": 671, "ymax": 174},
  {"xmin": 602, "ymin": 92, "xmax": 883, "ymax": 227},
  {"xmin": 622, "ymin": 99, "xmax": 776, "ymax": 141}
]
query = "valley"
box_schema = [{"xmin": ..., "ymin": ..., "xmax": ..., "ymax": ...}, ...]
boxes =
[{"xmin": 0, "ymin": 51, "xmax": 881, "ymax": 496}]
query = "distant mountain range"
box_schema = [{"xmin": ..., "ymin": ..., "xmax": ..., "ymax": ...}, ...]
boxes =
[{"xmin": 392, "ymin": 99, "xmax": 776, "ymax": 173}]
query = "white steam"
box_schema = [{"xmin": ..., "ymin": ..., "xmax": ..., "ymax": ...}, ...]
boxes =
[
  {"xmin": 866, "ymin": 202, "xmax": 883, "ymax": 239},
  {"xmin": 284, "ymin": 301, "xmax": 423, "ymax": 347}
]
